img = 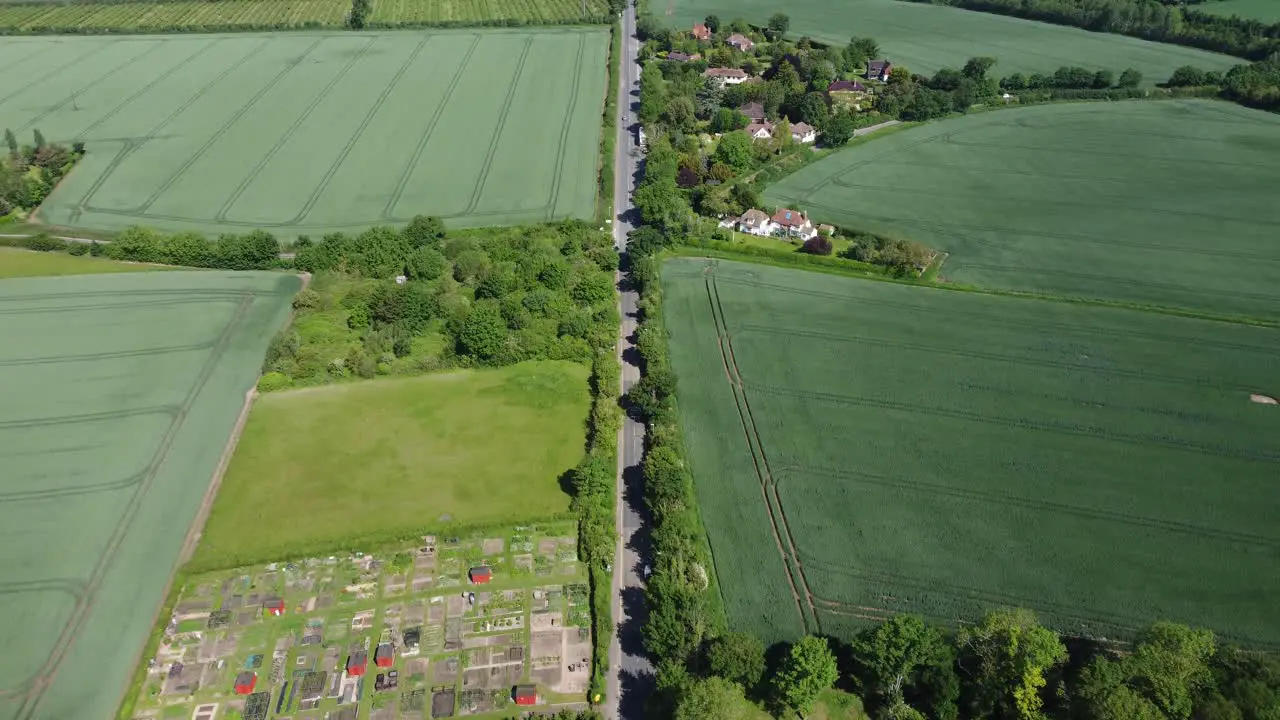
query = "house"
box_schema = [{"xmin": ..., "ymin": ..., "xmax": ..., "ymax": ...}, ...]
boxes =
[
  {"xmin": 717, "ymin": 215, "xmax": 741, "ymax": 229},
  {"xmin": 514, "ymin": 685, "xmax": 539, "ymax": 706},
  {"xmin": 867, "ymin": 59, "xmax": 893, "ymax": 82},
  {"xmin": 790, "ymin": 122, "xmax": 817, "ymax": 144},
  {"xmin": 666, "ymin": 51, "xmax": 702, "ymax": 63},
  {"xmin": 737, "ymin": 101, "xmax": 765, "ymax": 122},
  {"xmin": 375, "ymin": 643, "xmax": 394, "ymax": 668},
  {"xmin": 746, "ymin": 121, "xmax": 774, "ymax": 140},
  {"xmin": 691, "ymin": 22, "xmax": 711, "ymax": 40},
  {"xmin": 738, "ymin": 209, "xmax": 775, "ymax": 236},
  {"xmin": 262, "ymin": 597, "xmax": 285, "ymax": 617},
  {"xmin": 468, "ymin": 566, "xmax": 492, "ymax": 584},
  {"xmin": 703, "ymin": 67, "xmax": 750, "ymax": 85},
  {"xmin": 827, "ymin": 79, "xmax": 866, "ymax": 94},
  {"xmin": 771, "ymin": 208, "xmax": 817, "ymax": 240},
  {"xmin": 347, "ymin": 650, "xmax": 368, "ymax": 677},
  {"xmin": 233, "ymin": 671, "xmax": 257, "ymax": 695},
  {"xmin": 726, "ymin": 33, "xmax": 754, "ymax": 51}
]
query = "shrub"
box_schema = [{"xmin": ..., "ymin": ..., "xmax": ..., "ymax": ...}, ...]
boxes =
[
  {"xmin": 67, "ymin": 242, "xmax": 88, "ymax": 256},
  {"xmin": 25, "ymin": 233, "xmax": 65, "ymax": 252},
  {"xmin": 257, "ymin": 372, "xmax": 292, "ymax": 393},
  {"xmin": 800, "ymin": 235, "xmax": 834, "ymax": 256},
  {"xmin": 292, "ymin": 289, "xmax": 321, "ymax": 310}
]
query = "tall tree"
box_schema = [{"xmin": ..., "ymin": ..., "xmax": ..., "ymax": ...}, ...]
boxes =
[
  {"xmin": 774, "ymin": 635, "xmax": 839, "ymax": 718},
  {"xmin": 1079, "ymin": 623, "xmax": 1217, "ymax": 720},
  {"xmin": 852, "ymin": 615, "xmax": 948, "ymax": 704},
  {"xmin": 956, "ymin": 608, "xmax": 1066, "ymax": 720},
  {"xmin": 1118, "ymin": 68, "xmax": 1144, "ymax": 87},
  {"xmin": 706, "ymin": 632, "xmax": 767, "ymax": 690},
  {"xmin": 704, "ymin": 14, "xmax": 720, "ymax": 33},
  {"xmin": 766, "ymin": 12, "xmax": 790, "ymax": 40},
  {"xmin": 3, "ymin": 129, "xmax": 16, "ymax": 159},
  {"xmin": 712, "ymin": 131, "xmax": 755, "ymax": 172},
  {"xmin": 348, "ymin": 0, "xmax": 369, "ymax": 28},
  {"xmin": 32, "ymin": 129, "xmax": 45, "ymax": 150},
  {"xmin": 675, "ymin": 677, "xmax": 751, "ymax": 720}
]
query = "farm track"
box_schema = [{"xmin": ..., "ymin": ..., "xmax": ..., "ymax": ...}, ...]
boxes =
[
  {"xmin": 544, "ymin": 32, "xmax": 586, "ymax": 220},
  {"xmin": 14, "ymin": 41, "xmax": 165, "ymax": 135},
  {"xmin": 460, "ymin": 35, "xmax": 535, "ymax": 216},
  {"xmin": 1, "ymin": 291, "xmax": 253, "ymax": 719}
]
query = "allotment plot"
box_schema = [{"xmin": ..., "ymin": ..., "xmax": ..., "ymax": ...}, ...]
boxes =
[
  {"xmin": 668, "ymin": 0, "xmax": 1237, "ymax": 78},
  {"xmin": 0, "ymin": 28, "xmax": 608, "ymax": 236},
  {"xmin": 767, "ymin": 100, "xmax": 1280, "ymax": 320},
  {"xmin": 0, "ymin": 271, "xmax": 297, "ymax": 720},
  {"xmin": 662, "ymin": 258, "xmax": 1280, "ymax": 647}
]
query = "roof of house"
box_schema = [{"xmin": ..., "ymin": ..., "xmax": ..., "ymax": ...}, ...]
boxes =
[
  {"xmin": 727, "ymin": 33, "xmax": 754, "ymax": 47},
  {"xmin": 868, "ymin": 59, "xmax": 892, "ymax": 72},
  {"xmin": 348, "ymin": 651, "xmax": 368, "ymax": 667},
  {"xmin": 790, "ymin": 122, "xmax": 816, "ymax": 137},
  {"xmin": 737, "ymin": 101, "xmax": 765, "ymax": 120},
  {"xmin": 827, "ymin": 79, "xmax": 866, "ymax": 93},
  {"xmin": 746, "ymin": 121, "xmax": 774, "ymax": 136},
  {"xmin": 772, "ymin": 208, "xmax": 810, "ymax": 227},
  {"xmin": 666, "ymin": 51, "xmax": 702, "ymax": 62},
  {"xmin": 692, "ymin": 22, "xmax": 711, "ymax": 39},
  {"xmin": 234, "ymin": 671, "xmax": 256, "ymax": 686},
  {"xmin": 741, "ymin": 208, "xmax": 771, "ymax": 226},
  {"xmin": 376, "ymin": 643, "xmax": 394, "ymax": 657},
  {"xmin": 704, "ymin": 67, "xmax": 748, "ymax": 79}
]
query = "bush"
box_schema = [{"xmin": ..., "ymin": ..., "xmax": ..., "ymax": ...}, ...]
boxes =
[
  {"xmin": 800, "ymin": 235, "xmax": 833, "ymax": 256},
  {"xmin": 67, "ymin": 242, "xmax": 88, "ymax": 256},
  {"xmin": 292, "ymin": 289, "xmax": 321, "ymax": 310},
  {"xmin": 257, "ymin": 372, "xmax": 292, "ymax": 393},
  {"xmin": 25, "ymin": 234, "xmax": 66, "ymax": 252}
]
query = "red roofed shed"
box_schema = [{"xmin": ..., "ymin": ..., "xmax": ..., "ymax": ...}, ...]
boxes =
[
  {"xmin": 234, "ymin": 671, "xmax": 257, "ymax": 695},
  {"xmin": 263, "ymin": 597, "xmax": 285, "ymax": 616},
  {"xmin": 375, "ymin": 643, "xmax": 394, "ymax": 668},
  {"xmin": 469, "ymin": 566, "xmax": 492, "ymax": 584},
  {"xmin": 514, "ymin": 684, "xmax": 538, "ymax": 706},
  {"xmin": 347, "ymin": 650, "xmax": 368, "ymax": 677}
]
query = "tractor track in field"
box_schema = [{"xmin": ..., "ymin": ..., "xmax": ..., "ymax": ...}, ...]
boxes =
[
  {"xmin": 702, "ymin": 262, "xmax": 817, "ymax": 634},
  {"xmin": 544, "ymin": 32, "xmax": 586, "ymax": 221},
  {"xmin": 459, "ymin": 35, "xmax": 534, "ymax": 217},
  {"xmin": 3, "ymin": 293, "xmax": 253, "ymax": 719},
  {"xmin": 14, "ymin": 40, "xmax": 166, "ymax": 135}
]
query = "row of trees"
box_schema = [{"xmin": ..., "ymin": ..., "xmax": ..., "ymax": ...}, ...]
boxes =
[
  {"xmin": 1, "ymin": 128, "xmax": 83, "ymax": 217},
  {"xmin": 907, "ymin": 0, "xmax": 1280, "ymax": 60},
  {"xmin": 1167, "ymin": 55, "xmax": 1280, "ymax": 111}
]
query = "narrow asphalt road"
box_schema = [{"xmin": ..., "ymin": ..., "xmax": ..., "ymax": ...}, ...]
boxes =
[{"xmin": 606, "ymin": 3, "xmax": 655, "ymax": 719}]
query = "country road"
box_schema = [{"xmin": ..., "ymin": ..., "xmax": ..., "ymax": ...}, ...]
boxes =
[{"xmin": 606, "ymin": 2, "xmax": 655, "ymax": 719}]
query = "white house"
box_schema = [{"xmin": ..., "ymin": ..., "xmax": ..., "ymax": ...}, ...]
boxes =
[
  {"xmin": 702, "ymin": 67, "xmax": 750, "ymax": 86},
  {"xmin": 745, "ymin": 121, "xmax": 774, "ymax": 140},
  {"xmin": 771, "ymin": 208, "xmax": 817, "ymax": 240},
  {"xmin": 738, "ymin": 208, "xmax": 774, "ymax": 236},
  {"xmin": 790, "ymin": 122, "xmax": 817, "ymax": 144},
  {"xmin": 726, "ymin": 33, "xmax": 755, "ymax": 51}
]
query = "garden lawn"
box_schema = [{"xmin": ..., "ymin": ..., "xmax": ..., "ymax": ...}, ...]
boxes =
[
  {"xmin": 661, "ymin": 257, "xmax": 1280, "ymax": 647},
  {"xmin": 192, "ymin": 361, "xmax": 592, "ymax": 569},
  {"xmin": 1, "ymin": 28, "xmax": 608, "ymax": 237},
  {"xmin": 766, "ymin": 99, "xmax": 1280, "ymax": 321},
  {"xmin": 668, "ymin": 0, "xmax": 1238, "ymax": 78},
  {"xmin": 0, "ymin": 270, "xmax": 298, "ymax": 720},
  {"xmin": 0, "ymin": 246, "xmax": 157, "ymax": 277}
]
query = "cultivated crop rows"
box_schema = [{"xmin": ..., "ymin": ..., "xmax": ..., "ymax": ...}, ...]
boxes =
[
  {"xmin": 662, "ymin": 258, "xmax": 1280, "ymax": 647},
  {"xmin": 0, "ymin": 0, "xmax": 608, "ymax": 32}
]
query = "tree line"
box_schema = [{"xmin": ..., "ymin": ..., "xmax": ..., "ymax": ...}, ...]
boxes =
[
  {"xmin": 1, "ymin": 129, "xmax": 83, "ymax": 217},
  {"xmin": 904, "ymin": 0, "xmax": 1280, "ymax": 61}
]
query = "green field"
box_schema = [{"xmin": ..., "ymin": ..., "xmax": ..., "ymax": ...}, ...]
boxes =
[
  {"xmin": 0, "ymin": 270, "xmax": 298, "ymax": 720},
  {"xmin": 662, "ymin": 257, "xmax": 1280, "ymax": 647},
  {"xmin": 0, "ymin": 28, "xmax": 608, "ymax": 236},
  {"xmin": 192, "ymin": 361, "xmax": 592, "ymax": 569},
  {"xmin": 766, "ymin": 100, "xmax": 1280, "ymax": 320},
  {"xmin": 1198, "ymin": 0, "xmax": 1280, "ymax": 21},
  {"xmin": 0, "ymin": 246, "xmax": 156, "ymax": 277},
  {"xmin": 0, "ymin": 0, "xmax": 610, "ymax": 32},
  {"xmin": 667, "ymin": 0, "xmax": 1237, "ymax": 78}
]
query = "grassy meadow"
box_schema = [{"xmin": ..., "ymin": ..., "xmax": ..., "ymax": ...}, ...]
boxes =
[
  {"xmin": 0, "ymin": 0, "xmax": 611, "ymax": 32},
  {"xmin": 0, "ymin": 270, "xmax": 298, "ymax": 720},
  {"xmin": 1, "ymin": 28, "xmax": 607, "ymax": 237},
  {"xmin": 192, "ymin": 361, "xmax": 592, "ymax": 569},
  {"xmin": 662, "ymin": 257, "xmax": 1280, "ymax": 646},
  {"xmin": 666, "ymin": 0, "xmax": 1238, "ymax": 79},
  {"xmin": 766, "ymin": 100, "xmax": 1280, "ymax": 321},
  {"xmin": 0, "ymin": 246, "xmax": 157, "ymax": 277}
]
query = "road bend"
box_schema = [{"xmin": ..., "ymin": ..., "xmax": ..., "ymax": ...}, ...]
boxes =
[{"xmin": 606, "ymin": 2, "xmax": 654, "ymax": 718}]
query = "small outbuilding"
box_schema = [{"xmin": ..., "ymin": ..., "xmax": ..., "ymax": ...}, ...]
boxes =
[
  {"xmin": 262, "ymin": 597, "xmax": 285, "ymax": 616},
  {"xmin": 347, "ymin": 650, "xmax": 368, "ymax": 677},
  {"xmin": 513, "ymin": 684, "xmax": 538, "ymax": 706},
  {"xmin": 234, "ymin": 671, "xmax": 257, "ymax": 695},
  {"xmin": 468, "ymin": 566, "xmax": 492, "ymax": 585},
  {"xmin": 403, "ymin": 627, "xmax": 421, "ymax": 649},
  {"xmin": 375, "ymin": 643, "xmax": 395, "ymax": 668}
]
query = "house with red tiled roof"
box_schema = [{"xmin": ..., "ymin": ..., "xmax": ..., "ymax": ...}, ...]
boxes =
[
  {"xmin": 771, "ymin": 208, "xmax": 817, "ymax": 240},
  {"xmin": 691, "ymin": 22, "xmax": 711, "ymax": 40}
]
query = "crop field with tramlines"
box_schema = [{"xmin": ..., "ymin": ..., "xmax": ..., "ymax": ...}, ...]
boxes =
[
  {"xmin": 0, "ymin": 0, "xmax": 610, "ymax": 32},
  {"xmin": 0, "ymin": 28, "xmax": 609, "ymax": 237},
  {"xmin": 661, "ymin": 257, "xmax": 1280, "ymax": 647},
  {"xmin": 0, "ymin": 271, "xmax": 298, "ymax": 720},
  {"xmin": 767, "ymin": 100, "xmax": 1280, "ymax": 321},
  {"xmin": 667, "ymin": 0, "xmax": 1237, "ymax": 78}
]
